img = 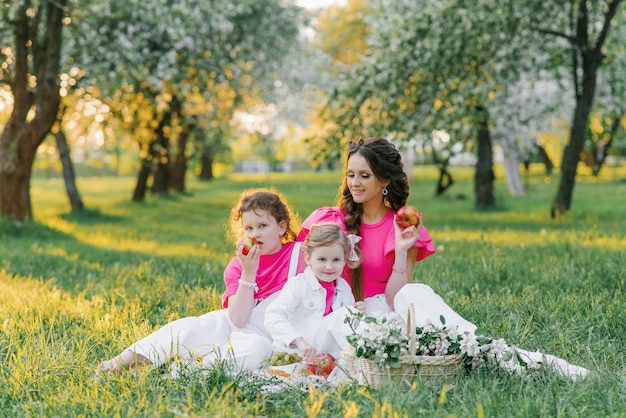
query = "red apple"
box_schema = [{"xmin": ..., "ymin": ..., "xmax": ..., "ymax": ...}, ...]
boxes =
[
  {"xmin": 396, "ymin": 205, "xmax": 422, "ymax": 228},
  {"xmin": 241, "ymin": 236, "xmax": 258, "ymax": 255},
  {"xmin": 307, "ymin": 353, "xmax": 336, "ymax": 377}
]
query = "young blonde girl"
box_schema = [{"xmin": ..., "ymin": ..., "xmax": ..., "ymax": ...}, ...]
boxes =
[
  {"xmin": 99, "ymin": 189, "xmax": 304, "ymax": 374},
  {"xmin": 264, "ymin": 222, "xmax": 364, "ymax": 363}
]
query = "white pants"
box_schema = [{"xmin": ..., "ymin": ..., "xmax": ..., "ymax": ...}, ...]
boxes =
[
  {"xmin": 127, "ymin": 294, "xmax": 278, "ymax": 373},
  {"xmin": 323, "ymin": 284, "xmax": 588, "ymax": 380}
]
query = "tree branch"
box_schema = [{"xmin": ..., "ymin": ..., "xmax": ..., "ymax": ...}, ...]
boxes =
[
  {"xmin": 529, "ymin": 26, "xmax": 576, "ymax": 45},
  {"xmin": 593, "ymin": 0, "xmax": 623, "ymax": 56},
  {"xmin": 576, "ymin": 0, "xmax": 588, "ymax": 49}
]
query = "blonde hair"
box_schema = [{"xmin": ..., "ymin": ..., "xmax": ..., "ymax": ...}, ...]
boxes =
[
  {"xmin": 303, "ymin": 222, "xmax": 361, "ymax": 269},
  {"xmin": 228, "ymin": 188, "xmax": 299, "ymax": 244}
]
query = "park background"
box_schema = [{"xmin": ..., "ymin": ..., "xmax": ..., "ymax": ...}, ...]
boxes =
[{"xmin": 1, "ymin": 0, "xmax": 626, "ymax": 416}]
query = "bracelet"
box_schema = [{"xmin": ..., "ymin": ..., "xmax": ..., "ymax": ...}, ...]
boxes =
[
  {"xmin": 392, "ymin": 266, "xmax": 406, "ymax": 274},
  {"xmin": 238, "ymin": 279, "xmax": 259, "ymax": 293}
]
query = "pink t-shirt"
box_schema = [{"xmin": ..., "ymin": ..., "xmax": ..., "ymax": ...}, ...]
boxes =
[
  {"xmin": 298, "ymin": 206, "xmax": 435, "ymax": 298},
  {"xmin": 222, "ymin": 241, "xmax": 304, "ymax": 308}
]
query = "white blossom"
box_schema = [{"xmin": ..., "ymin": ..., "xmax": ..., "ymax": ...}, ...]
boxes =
[
  {"xmin": 347, "ymin": 311, "xmax": 527, "ymax": 372},
  {"xmin": 460, "ymin": 333, "xmax": 480, "ymax": 357}
]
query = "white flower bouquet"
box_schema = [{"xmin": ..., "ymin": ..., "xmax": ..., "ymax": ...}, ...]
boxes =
[
  {"xmin": 410, "ymin": 318, "xmax": 512, "ymax": 370},
  {"xmin": 345, "ymin": 305, "xmax": 515, "ymax": 386},
  {"xmin": 345, "ymin": 310, "xmax": 410, "ymax": 369}
]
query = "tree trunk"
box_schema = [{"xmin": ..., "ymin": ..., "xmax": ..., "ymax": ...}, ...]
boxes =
[
  {"xmin": 536, "ymin": 144, "xmax": 554, "ymax": 174},
  {"xmin": 132, "ymin": 163, "xmax": 151, "ymax": 202},
  {"xmin": 592, "ymin": 114, "xmax": 621, "ymax": 176},
  {"xmin": 150, "ymin": 111, "xmax": 172, "ymax": 195},
  {"xmin": 55, "ymin": 129, "xmax": 85, "ymax": 212},
  {"xmin": 503, "ymin": 154, "xmax": 524, "ymax": 196},
  {"xmin": 169, "ymin": 125, "xmax": 193, "ymax": 193},
  {"xmin": 436, "ymin": 166, "xmax": 454, "ymax": 195},
  {"xmin": 551, "ymin": 0, "xmax": 621, "ymax": 218},
  {"xmin": 592, "ymin": 138, "xmax": 613, "ymax": 177},
  {"xmin": 150, "ymin": 142, "xmax": 170, "ymax": 195},
  {"xmin": 0, "ymin": 1, "xmax": 66, "ymax": 222},
  {"xmin": 400, "ymin": 148, "xmax": 415, "ymax": 182},
  {"xmin": 169, "ymin": 147, "xmax": 187, "ymax": 193},
  {"xmin": 474, "ymin": 106, "xmax": 495, "ymax": 209},
  {"xmin": 552, "ymin": 74, "xmax": 598, "ymax": 218},
  {"xmin": 0, "ymin": 139, "xmax": 36, "ymax": 222},
  {"xmin": 199, "ymin": 145, "xmax": 214, "ymax": 181},
  {"xmin": 430, "ymin": 142, "xmax": 454, "ymax": 195}
]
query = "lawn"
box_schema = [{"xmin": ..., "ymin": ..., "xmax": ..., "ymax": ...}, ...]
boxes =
[{"xmin": 1, "ymin": 164, "xmax": 625, "ymax": 417}]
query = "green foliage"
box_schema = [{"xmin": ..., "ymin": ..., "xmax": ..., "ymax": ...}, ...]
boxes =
[
  {"xmin": 0, "ymin": 168, "xmax": 625, "ymax": 416},
  {"xmin": 313, "ymin": 0, "xmax": 625, "ymax": 213},
  {"xmin": 60, "ymin": 0, "xmax": 304, "ymax": 187}
]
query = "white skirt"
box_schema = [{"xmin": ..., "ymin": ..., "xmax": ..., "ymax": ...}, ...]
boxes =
[
  {"xmin": 323, "ymin": 283, "xmax": 588, "ymax": 380},
  {"xmin": 126, "ymin": 293, "xmax": 279, "ymax": 373}
]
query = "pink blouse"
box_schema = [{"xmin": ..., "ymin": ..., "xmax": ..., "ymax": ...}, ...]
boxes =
[
  {"xmin": 298, "ymin": 207, "xmax": 435, "ymax": 298},
  {"xmin": 222, "ymin": 241, "xmax": 303, "ymax": 307}
]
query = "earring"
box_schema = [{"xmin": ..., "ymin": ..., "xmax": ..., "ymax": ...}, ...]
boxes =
[{"xmin": 382, "ymin": 188, "xmax": 388, "ymax": 196}]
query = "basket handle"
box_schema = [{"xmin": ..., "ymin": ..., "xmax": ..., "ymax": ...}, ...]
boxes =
[{"xmin": 406, "ymin": 303, "xmax": 416, "ymax": 356}]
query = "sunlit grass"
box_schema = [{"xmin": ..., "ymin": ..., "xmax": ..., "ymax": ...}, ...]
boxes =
[{"xmin": 1, "ymin": 164, "xmax": 625, "ymax": 416}]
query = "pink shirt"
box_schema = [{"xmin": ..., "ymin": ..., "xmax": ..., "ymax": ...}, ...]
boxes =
[
  {"xmin": 298, "ymin": 207, "xmax": 435, "ymax": 298},
  {"xmin": 222, "ymin": 241, "xmax": 304, "ymax": 307}
]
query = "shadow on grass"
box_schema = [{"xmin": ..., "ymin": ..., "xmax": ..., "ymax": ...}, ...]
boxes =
[
  {"xmin": 60, "ymin": 208, "xmax": 125, "ymax": 225},
  {"xmin": 0, "ymin": 219, "xmax": 222, "ymax": 298}
]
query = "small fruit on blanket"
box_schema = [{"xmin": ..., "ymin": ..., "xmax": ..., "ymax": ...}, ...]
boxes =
[
  {"xmin": 307, "ymin": 353, "xmax": 336, "ymax": 377},
  {"xmin": 241, "ymin": 236, "xmax": 258, "ymax": 255},
  {"xmin": 267, "ymin": 369, "xmax": 291, "ymax": 378},
  {"xmin": 396, "ymin": 205, "xmax": 422, "ymax": 228},
  {"xmin": 294, "ymin": 369, "xmax": 313, "ymax": 376},
  {"xmin": 268, "ymin": 352, "xmax": 302, "ymax": 366}
]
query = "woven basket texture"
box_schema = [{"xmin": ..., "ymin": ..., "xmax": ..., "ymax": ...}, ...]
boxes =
[{"xmin": 358, "ymin": 303, "xmax": 461, "ymax": 388}]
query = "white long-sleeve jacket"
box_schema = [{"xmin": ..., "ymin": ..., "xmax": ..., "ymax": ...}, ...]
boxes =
[{"xmin": 264, "ymin": 266, "xmax": 354, "ymax": 349}]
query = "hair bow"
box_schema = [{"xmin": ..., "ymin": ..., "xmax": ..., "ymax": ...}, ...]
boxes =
[{"xmin": 347, "ymin": 234, "xmax": 361, "ymax": 262}]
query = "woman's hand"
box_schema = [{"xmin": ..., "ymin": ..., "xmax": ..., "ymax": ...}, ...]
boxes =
[
  {"xmin": 393, "ymin": 213, "xmax": 422, "ymax": 254},
  {"xmin": 354, "ymin": 300, "xmax": 366, "ymax": 313},
  {"xmin": 387, "ymin": 214, "xmax": 422, "ymax": 308}
]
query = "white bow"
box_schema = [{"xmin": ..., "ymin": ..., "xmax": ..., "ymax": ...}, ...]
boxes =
[{"xmin": 347, "ymin": 234, "xmax": 361, "ymax": 262}]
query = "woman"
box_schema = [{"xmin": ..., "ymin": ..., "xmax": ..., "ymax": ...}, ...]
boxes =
[{"xmin": 298, "ymin": 138, "xmax": 588, "ymax": 379}]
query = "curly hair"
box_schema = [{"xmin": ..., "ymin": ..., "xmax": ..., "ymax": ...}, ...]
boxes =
[
  {"xmin": 228, "ymin": 188, "xmax": 299, "ymax": 245},
  {"xmin": 337, "ymin": 137, "xmax": 409, "ymax": 299}
]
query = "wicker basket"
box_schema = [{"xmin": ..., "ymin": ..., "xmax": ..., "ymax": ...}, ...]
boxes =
[
  {"xmin": 358, "ymin": 357, "xmax": 416, "ymax": 388},
  {"xmin": 358, "ymin": 303, "xmax": 462, "ymax": 388}
]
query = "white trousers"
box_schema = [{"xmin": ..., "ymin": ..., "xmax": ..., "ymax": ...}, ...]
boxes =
[
  {"xmin": 322, "ymin": 284, "xmax": 589, "ymax": 380},
  {"xmin": 126, "ymin": 294, "xmax": 278, "ymax": 373}
]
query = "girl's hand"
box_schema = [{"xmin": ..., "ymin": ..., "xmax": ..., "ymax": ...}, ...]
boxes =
[
  {"xmin": 292, "ymin": 338, "xmax": 317, "ymax": 364},
  {"xmin": 393, "ymin": 214, "xmax": 422, "ymax": 253},
  {"xmin": 236, "ymin": 239, "xmax": 260, "ymax": 276},
  {"xmin": 354, "ymin": 300, "xmax": 366, "ymax": 313}
]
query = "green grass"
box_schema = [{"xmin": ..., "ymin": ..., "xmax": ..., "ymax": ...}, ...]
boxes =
[{"xmin": 1, "ymin": 164, "xmax": 625, "ymax": 417}]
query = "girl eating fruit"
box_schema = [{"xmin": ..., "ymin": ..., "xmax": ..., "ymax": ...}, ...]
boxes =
[
  {"xmin": 98, "ymin": 189, "xmax": 305, "ymax": 375},
  {"xmin": 298, "ymin": 137, "xmax": 589, "ymax": 379}
]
